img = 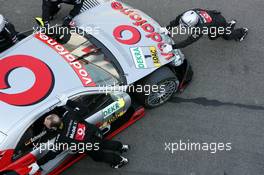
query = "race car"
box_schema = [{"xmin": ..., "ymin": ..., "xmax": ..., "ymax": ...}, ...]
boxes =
[{"xmin": 0, "ymin": 0, "xmax": 193, "ymax": 174}]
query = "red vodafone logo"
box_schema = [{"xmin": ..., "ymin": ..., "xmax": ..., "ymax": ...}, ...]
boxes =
[
  {"xmin": 75, "ymin": 123, "xmax": 86, "ymax": 141},
  {"xmin": 200, "ymin": 11, "xmax": 213, "ymax": 23},
  {"xmin": 0, "ymin": 55, "xmax": 54, "ymax": 106},
  {"xmin": 111, "ymin": 1, "xmax": 174, "ymax": 60},
  {"xmin": 113, "ymin": 25, "xmax": 141, "ymax": 45}
]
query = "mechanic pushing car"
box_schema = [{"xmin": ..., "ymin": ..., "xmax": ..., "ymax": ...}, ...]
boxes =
[
  {"xmin": 0, "ymin": 14, "xmax": 18, "ymax": 52},
  {"xmin": 161, "ymin": 9, "xmax": 249, "ymax": 52},
  {"xmin": 30, "ymin": 100, "xmax": 130, "ymax": 172},
  {"xmin": 42, "ymin": 0, "xmax": 94, "ymax": 26}
]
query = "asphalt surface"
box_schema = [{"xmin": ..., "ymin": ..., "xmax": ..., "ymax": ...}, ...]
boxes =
[{"xmin": 1, "ymin": 0, "xmax": 264, "ymax": 175}]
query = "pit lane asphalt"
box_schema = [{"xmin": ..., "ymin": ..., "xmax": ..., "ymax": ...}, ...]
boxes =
[{"xmin": 1, "ymin": 0, "xmax": 264, "ymax": 174}]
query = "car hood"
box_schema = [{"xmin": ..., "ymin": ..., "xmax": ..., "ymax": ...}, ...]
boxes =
[
  {"xmin": 73, "ymin": 0, "xmax": 177, "ymax": 84},
  {"xmin": 0, "ymin": 33, "xmax": 95, "ymax": 133}
]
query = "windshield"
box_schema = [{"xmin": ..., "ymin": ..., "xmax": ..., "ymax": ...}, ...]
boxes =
[{"xmin": 63, "ymin": 32, "xmax": 121, "ymax": 86}]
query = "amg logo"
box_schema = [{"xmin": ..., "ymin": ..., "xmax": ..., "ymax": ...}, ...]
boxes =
[{"xmin": 70, "ymin": 122, "xmax": 78, "ymax": 139}]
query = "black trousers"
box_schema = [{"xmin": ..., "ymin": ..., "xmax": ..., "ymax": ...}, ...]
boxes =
[
  {"xmin": 88, "ymin": 139, "xmax": 123, "ymax": 165},
  {"xmin": 42, "ymin": 0, "xmax": 86, "ymax": 23},
  {"xmin": 208, "ymin": 14, "xmax": 245, "ymax": 41},
  {"xmin": 42, "ymin": 0, "xmax": 62, "ymax": 22}
]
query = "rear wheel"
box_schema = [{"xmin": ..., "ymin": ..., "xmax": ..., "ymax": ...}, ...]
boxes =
[{"xmin": 134, "ymin": 67, "xmax": 179, "ymax": 108}]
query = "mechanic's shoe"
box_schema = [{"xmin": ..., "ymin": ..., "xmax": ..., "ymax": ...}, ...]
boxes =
[
  {"xmin": 120, "ymin": 144, "xmax": 130, "ymax": 153},
  {"xmin": 239, "ymin": 28, "xmax": 249, "ymax": 42},
  {"xmin": 111, "ymin": 157, "xmax": 129, "ymax": 169},
  {"xmin": 228, "ymin": 20, "xmax": 237, "ymax": 29}
]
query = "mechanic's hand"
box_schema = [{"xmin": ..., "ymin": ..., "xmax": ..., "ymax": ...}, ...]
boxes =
[
  {"xmin": 159, "ymin": 27, "xmax": 170, "ymax": 35},
  {"xmin": 57, "ymin": 94, "xmax": 69, "ymax": 107},
  {"xmin": 28, "ymin": 162, "xmax": 40, "ymax": 175},
  {"xmin": 63, "ymin": 16, "xmax": 73, "ymax": 27},
  {"xmin": 162, "ymin": 44, "xmax": 173, "ymax": 53}
]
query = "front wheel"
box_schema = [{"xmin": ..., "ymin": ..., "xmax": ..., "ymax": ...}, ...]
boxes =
[{"xmin": 134, "ymin": 67, "xmax": 179, "ymax": 108}]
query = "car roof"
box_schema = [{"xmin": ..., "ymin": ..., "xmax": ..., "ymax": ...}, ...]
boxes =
[{"xmin": 0, "ymin": 34, "xmax": 95, "ymax": 133}]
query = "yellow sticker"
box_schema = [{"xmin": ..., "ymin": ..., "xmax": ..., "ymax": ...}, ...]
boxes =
[
  {"xmin": 103, "ymin": 98, "xmax": 125, "ymax": 119},
  {"xmin": 118, "ymin": 98, "xmax": 126, "ymax": 108},
  {"xmin": 150, "ymin": 46, "xmax": 161, "ymax": 67}
]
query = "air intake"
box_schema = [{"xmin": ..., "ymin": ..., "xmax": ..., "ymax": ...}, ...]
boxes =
[{"xmin": 80, "ymin": 0, "xmax": 100, "ymax": 13}]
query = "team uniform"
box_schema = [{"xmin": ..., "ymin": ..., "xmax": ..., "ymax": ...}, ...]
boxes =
[
  {"xmin": 0, "ymin": 14, "xmax": 18, "ymax": 52},
  {"xmin": 37, "ymin": 101, "xmax": 128, "ymax": 168},
  {"xmin": 165, "ymin": 9, "xmax": 248, "ymax": 49},
  {"xmin": 42, "ymin": 0, "xmax": 95, "ymax": 26}
]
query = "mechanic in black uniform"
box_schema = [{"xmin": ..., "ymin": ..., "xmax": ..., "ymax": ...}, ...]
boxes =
[
  {"xmin": 161, "ymin": 9, "xmax": 248, "ymax": 53},
  {"xmin": 42, "ymin": 0, "xmax": 93, "ymax": 26},
  {"xmin": 35, "ymin": 100, "xmax": 130, "ymax": 169},
  {"xmin": 0, "ymin": 14, "xmax": 18, "ymax": 52}
]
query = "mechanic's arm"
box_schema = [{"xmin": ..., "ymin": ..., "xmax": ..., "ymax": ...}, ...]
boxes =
[
  {"xmin": 3, "ymin": 22, "xmax": 18, "ymax": 44},
  {"xmin": 172, "ymin": 33, "xmax": 203, "ymax": 49},
  {"xmin": 0, "ymin": 22, "xmax": 18, "ymax": 52}
]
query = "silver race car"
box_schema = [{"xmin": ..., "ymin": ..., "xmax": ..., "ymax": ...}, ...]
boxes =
[{"xmin": 0, "ymin": 0, "xmax": 192, "ymax": 174}]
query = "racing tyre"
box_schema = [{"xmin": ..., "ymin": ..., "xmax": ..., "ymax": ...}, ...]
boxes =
[{"xmin": 134, "ymin": 66, "xmax": 179, "ymax": 108}]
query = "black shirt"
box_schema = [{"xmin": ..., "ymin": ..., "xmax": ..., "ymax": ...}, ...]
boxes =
[
  {"xmin": 167, "ymin": 9, "xmax": 225, "ymax": 49},
  {"xmin": 37, "ymin": 100, "xmax": 102, "ymax": 166}
]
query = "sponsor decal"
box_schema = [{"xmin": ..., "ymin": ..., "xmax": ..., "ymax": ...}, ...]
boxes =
[
  {"xmin": 108, "ymin": 111, "xmax": 126, "ymax": 124},
  {"xmin": 75, "ymin": 123, "xmax": 86, "ymax": 141},
  {"xmin": 69, "ymin": 121, "xmax": 77, "ymax": 139},
  {"xmin": 199, "ymin": 11, "xmax": 213, "ymax": 23},
  {"xmin": 112, "ymin": 1, "xmax": 175, "ymax": 60},
  {"xmin": 0, "ymin": 55, "xmax": 54, "ymax": 106},
  {"xmin": 35, "ymin": 33, "xmax": 96, "ymax": 87},
  {"xmin": 113, "ymin": 25, "xmax": 141, "ymax": 45},
  {"xmin": 130, "ymin": 47, "xmax": 147, "ymax": 69},
  {"xmin": 149, "ymin": 46, "xmax": 161, "ymax": 67},
  {"xmin": 103, "ymin": 98, "xmax": 125, "ymax": 119},
  {"xmin": 25, "ymin": 131, "xmax": 47, "ymax": 146}
]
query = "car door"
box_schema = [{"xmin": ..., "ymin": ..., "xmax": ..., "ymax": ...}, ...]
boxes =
[
  {"xmin": 70, "ymin": 91, "xmax": 131, "ymax": 135},
  {"xmin": 40, "ymin": 91, "xmax": 131, "ymax": 173}
]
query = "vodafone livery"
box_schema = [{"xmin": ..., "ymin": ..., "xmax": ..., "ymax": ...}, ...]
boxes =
[
  {"xmin": 0, "ymin": 0, "xmax": 192, "ymax": 174},
  {"xmin": 35, "ymin": 33, "xmax": 95, "ymax": 87}
]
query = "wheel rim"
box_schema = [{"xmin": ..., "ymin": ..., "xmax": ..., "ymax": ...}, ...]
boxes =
[{"xmin": 146, "ymin": 79, "xmax": 178, "ymax": 107}]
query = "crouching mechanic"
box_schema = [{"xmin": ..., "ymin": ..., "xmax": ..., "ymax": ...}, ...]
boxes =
[
  {"xmin": 31, "ymin": 100, "xmax": 130, "ymax": 172},
  {"xmin": 0, "ymin": 14, "xmax": 18, "ymax": 52},
  {"xmin": 42, "ymin": 0, "xmax": 93, "ymax": 26},
  {"xmin": 161, "ymin": 9, "xmax": 248, "ymax": 53}
]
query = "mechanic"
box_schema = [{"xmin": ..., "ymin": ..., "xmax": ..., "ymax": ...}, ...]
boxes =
[
  {"xmin": 42, "ymin": 0, "xmax": 92, "ymax": 26},
  {"xmin": 161, "ymin": 9, "xmax": 249, "ymax": 52},
  {"xmin": 33, "ymin": 100, "xmax": 130, "ymax": 170},
  {"xmin": 0, "ymin": 14, "xmax": 18, "ymax": 52}
]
